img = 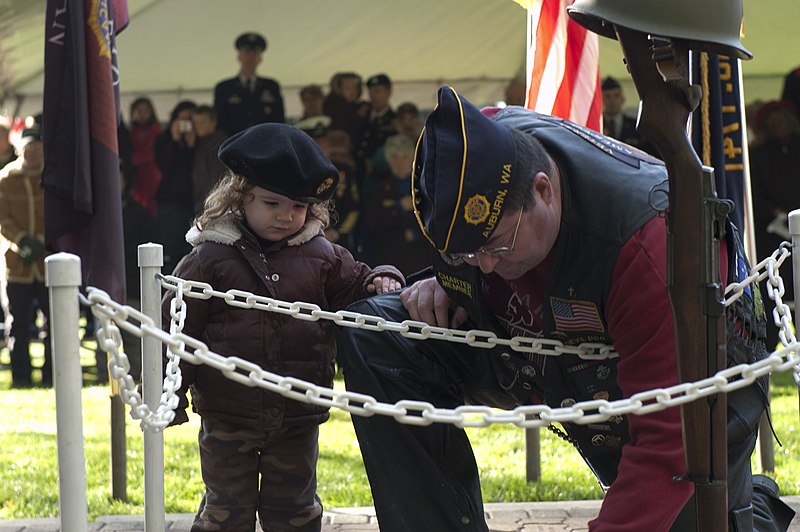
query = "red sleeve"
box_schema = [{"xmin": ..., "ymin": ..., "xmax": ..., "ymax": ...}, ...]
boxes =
[
  {"xmin": 480, "ymin": 106, "xmax": 503, "ymax": 119},
  {"xmin": 590, "ymin": 216, "xmax": 693, "ymax": 531}
]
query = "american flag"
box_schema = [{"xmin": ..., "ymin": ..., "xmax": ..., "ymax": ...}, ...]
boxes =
[
  {"xmin": 516, "ymin": 0, "xmax": 602, "ymax": 132},
  {"xmin": 551, "ymin": 297, "xmax": 605, "ymax": 332}
]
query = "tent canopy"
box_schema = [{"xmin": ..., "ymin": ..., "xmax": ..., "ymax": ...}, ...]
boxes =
[{"xmin": 1, "ymin": 0, "xmax": 797, "ymax": 121}]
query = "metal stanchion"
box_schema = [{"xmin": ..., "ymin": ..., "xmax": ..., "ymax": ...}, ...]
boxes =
[
  {"xmin": 45, "ymin": 253, "xmax": 88, "ymax": 532},
  {"xmin": 139, "ymin": 243, "xmax": 165, "ymax": 531},
  {"xmin": 525, "ymin": 428, "xmax": 541, "ymax": 482},
  {"xmin": 789, "ymin": 210, "xmax": 800, "ymax": 430},
  {"xmin": 790, "ymin": 210, "xmax": 800, "ymax": 330}
]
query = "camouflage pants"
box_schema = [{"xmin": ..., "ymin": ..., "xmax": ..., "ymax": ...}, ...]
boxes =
[{"xmin": 192, "ymin": 417, "xmax": 323, "ymax": 532}]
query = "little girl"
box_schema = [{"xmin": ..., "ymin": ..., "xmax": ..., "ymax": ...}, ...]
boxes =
[{"xmin": 164, "ymin": 123, "xmax": 404, "ymax": 532}]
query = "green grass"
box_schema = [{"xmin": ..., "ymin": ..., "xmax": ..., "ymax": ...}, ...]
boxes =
[{"xmin": 0, "ymin": 337, "xmax": 798, "ymax": 520}]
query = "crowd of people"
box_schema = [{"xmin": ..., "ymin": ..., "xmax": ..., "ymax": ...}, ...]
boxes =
[
  {"xmin": 122, "ymin": 33, "xmax": 435, "ymax": 280},
  {"xmin": 0, "ymin": 31, "xmax": 436, "ymax": 389}
]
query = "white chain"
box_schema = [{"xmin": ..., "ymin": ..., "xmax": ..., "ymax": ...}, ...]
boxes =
[
  {"xmin": 724, "ymin": 244, "xmax": 800, "ymax": 387},
  {"xmin": 156, "ymin": 275, "xmax": 619, "ymax": 360},
  {"xmin": 89, "ymin": 290, "xmax": 184, "ymax": 429},
  {"xmin": 90, "ymin": 244, "xmax": 800, "ymax": 432}
]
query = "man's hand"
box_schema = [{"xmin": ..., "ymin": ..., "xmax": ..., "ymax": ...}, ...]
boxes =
[
  {"xmin": 399, "ymin": 277, "xmax": 468, "ymax": 328},
  {"xmin": 368, "ymin": 276, "xmax": 402, "ymax": 294}
]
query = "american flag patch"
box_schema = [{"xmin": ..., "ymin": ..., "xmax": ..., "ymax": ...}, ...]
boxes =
[
  {"xmin": 736, "ymin": 255, "xmax": 752, "ymax": 298},
  {"xmin": 551, "ymin": 298, "xmax": 605, "ymax": 333}
]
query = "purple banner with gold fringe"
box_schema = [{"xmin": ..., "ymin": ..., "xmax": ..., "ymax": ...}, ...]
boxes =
[{"xmin": 42, "ymin": 0, "xmax": 129, "ymax": 302}]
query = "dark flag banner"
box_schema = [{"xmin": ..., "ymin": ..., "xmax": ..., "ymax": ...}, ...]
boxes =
[
  {"xmin": 43, "ymin": 0, "xmax": 129, "ymax": 303},
  {"xmin": 691, "ymin": 52, "xmax": 747, "ymax": 233}
]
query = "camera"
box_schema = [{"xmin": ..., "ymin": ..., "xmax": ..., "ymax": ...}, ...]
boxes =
[{"xmin": 178, "ymin": 120, "xmax": 193, "ymax": 133}]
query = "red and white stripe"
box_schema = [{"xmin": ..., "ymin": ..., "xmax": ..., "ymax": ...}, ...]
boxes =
[{"xmin": 524, "ymin": 0, "xmax": 601, "ymax": 132}]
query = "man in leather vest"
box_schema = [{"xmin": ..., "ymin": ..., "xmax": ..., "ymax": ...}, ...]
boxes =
[{"xmin": 336, "ymin": 86, "xmax": 795, "ymax": 531}]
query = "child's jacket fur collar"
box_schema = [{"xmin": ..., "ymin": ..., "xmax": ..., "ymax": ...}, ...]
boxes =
[{"xmin": 185, "ymin": 213, "xmax": 323, "ymax": 248}]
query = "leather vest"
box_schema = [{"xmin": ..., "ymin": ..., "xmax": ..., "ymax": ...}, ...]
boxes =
[
  {"xmin": 433, "ymin": 108, "xmax": 669, "ymax": 486},
  {"xmin": 430, "ymin": 108, "xmax": 771, "ymax": 487}
]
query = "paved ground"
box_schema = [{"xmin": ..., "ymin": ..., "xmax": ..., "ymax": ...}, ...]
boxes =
[{"xmin": 1, "ymin": 498, "xmax": 799, "ymax": 531}]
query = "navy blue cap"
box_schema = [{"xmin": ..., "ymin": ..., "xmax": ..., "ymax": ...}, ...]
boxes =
[
  {"xmin": 412, "ymin": 86, "xmax": 517, "ymax": 253},
  {"xmin": 366, "ymin": 73, "xmax": 391, "ymax": 88},
  {"xmin": 601, "ymin": 76, "xmax": 621, "ymax": 91},
  {"xmin": 235, "ymin": 32, "xmax": 267, "ymax": 52},
  {"xmin": 218, "ymin": 124, "xmax": 339, "ymax": 203}
]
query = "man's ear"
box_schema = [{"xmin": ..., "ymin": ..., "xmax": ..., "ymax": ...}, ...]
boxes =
[{"xmin": 532, "ymin": 171, "xmax": 552, "ymax": 204}]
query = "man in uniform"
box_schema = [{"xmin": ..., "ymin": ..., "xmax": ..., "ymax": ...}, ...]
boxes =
[
  {"xmin": 213, "ymin": 32, "xmax": 285, "ymax": 136},
  {"xmin": 336, "ymin": 86, "xmax": 795, "ymax": 531},
  {"xmin": 600, "ymin": 76, "xmax": 655, "ymax": 155},
  {"xmin": 781, "ymin": 65, "xmax": 800, "ymax": 121},
  {"xmin": 355, "ymin": 74, "xmax": 397, "ymax": 182}
]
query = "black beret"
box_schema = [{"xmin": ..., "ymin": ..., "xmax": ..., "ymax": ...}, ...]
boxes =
[
  {"xmin": 601, "ymin": 76, "xmax": 621, "ymax": 91},
  {"xmin": 235, "ymin": 32, "xmax": 267, "ymax": 52},
  {"xmin": 412, "ymin": 86, "xmax": 517, "ymax": 254},
  {"xmin": 366, "ymin": 73, "xmax": 391, "ymax": 88},
  {"xmin": 218, "ymin": 124, "xmax": 339, "ymax": 203}
]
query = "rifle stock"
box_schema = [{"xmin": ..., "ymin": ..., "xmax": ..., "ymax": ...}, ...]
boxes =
[{"xmin": 615, "ymin": 27, "xmax": 728, "ymax": 531}]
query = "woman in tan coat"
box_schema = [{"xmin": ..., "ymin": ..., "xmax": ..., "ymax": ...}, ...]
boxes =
[{"xmin": 0, "ymin": 127, "xmax": 51, "ymax": 387}]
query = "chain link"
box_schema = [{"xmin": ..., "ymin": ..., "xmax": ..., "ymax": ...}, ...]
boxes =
[
  {"xmin": 88, "ymin": 244, "xmax": 800, "ymax": 432},
  {"xmin": 88, "ymin": 290, "xmax": 183, "ymax": 430}
]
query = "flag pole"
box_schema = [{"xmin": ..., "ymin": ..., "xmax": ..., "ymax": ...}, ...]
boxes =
[
  {"xmin": 523, "ymin": 2, "xmax": 541, "ymax": 483},
  {"xmin": 738, "ymin": 62, "xmax": 758, "ymax": 276},
  {"xmin": 736, "ymin": 62, "xmax": 776, "ymax": 472},
  {"xmin": 518, "ymin": 0, "xmax": 603, "ymax": 484}
]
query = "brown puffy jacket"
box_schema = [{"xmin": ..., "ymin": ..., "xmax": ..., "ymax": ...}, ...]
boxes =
[
  {"xmin": 162, "ymin": 214, "xmax": 403, "ymax": 431},
  {"xmin": 0, "ymin": 159, "xmax": 47, "ymax": 283}
]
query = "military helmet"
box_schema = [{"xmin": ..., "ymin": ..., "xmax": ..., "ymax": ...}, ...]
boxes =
[{"xmin": 567, "ymin": 0, "xmax": 751, "ymax": 60}]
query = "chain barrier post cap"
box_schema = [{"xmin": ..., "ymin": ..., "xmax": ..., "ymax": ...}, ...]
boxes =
[
  {"xmin": 567, "ymin": 0, "xmax": 752, "ymax": 60},
  {"xmin": 138, "ymin": 242, "xmax": 164, "ymax": 268},
  {"xmin": 45, "ymin": 252, "xmax": 82, "ymax": 287},
  {"xmin": 788, "ymin": 209, "xmax": 800, "ymax": 237}
]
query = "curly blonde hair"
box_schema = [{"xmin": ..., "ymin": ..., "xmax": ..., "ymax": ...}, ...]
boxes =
[{"xmin": 193, "ymin": 171, "xmax": 331, "ymax": 231}]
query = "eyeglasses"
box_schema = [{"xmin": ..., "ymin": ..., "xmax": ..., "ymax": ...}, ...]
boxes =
[{"xmin": 443, "ymin": 208, "xmax": 524, "ymax": 262}]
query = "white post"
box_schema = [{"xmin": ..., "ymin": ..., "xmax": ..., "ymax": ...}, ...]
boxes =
[
  {"xmin": 45, "ymin": 253, "xmax": 88, "ymax": 532},
  {"xmin": 789, "ymin": 210, "xmax": 800, "ymax": 328},
  {"xmin": 139, "ymin": 243, "xmax": 165, "ymax": 531}
]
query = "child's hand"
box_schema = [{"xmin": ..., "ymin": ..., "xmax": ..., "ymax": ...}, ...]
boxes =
[{"xmin": 369, "ymin": 276, "xmax": 402, "ymax": 294}]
